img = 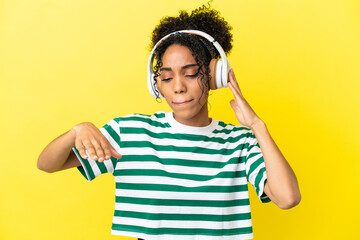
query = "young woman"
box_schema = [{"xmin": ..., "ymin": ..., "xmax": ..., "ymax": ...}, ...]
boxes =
[{"xmin": 38, "ymin": 5, "xmax": 301, "ymax": 240}]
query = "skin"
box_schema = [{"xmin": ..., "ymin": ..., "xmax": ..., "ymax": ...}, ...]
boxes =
[
  {"xmin": 156, "ymin": 44, "xmax": 211, "ymax": 127},
  {"xmin": 38, "ymin": 42, "xmax": 301, "ymax": 209}
]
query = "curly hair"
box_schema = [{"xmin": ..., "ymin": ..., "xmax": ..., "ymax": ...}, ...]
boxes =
[{"xmin": 149, "ymin": 4, "xmax": 233, "ymax": 102}]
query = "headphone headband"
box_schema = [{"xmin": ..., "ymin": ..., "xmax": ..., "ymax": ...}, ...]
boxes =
[{"xmin": 147, "ymin": 30, "xmax": 230, "ymax": 98}]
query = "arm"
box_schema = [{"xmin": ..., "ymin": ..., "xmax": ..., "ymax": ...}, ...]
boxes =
[
  {"xmin": 250, "ymin": 120, "xmax": 301, "ymax": 209},
  {"xmin": 228, "ymin": 69, "xmax": 301, "ymax": 209},
  {"xmin": 37, "ymin": 128, "xmax": 80, "ymax": 173},
  {"xmin": 38, "ymin": 122, "xmax": 122, "ymax": 173}
]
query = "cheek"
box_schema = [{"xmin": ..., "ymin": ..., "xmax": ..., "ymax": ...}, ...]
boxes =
[
  {"xmin": 156, "ymin": 83, "xmax": 171, "ymax": 100},
  {"xmin": 195, "ymin": 87, "xmax": 209, "ymax": 105},
  {"xmin": 200, "ymin": 92, "xmax": 209, "ymax": 104},
  {"xmin": 155, "ymin": 81, "xmax": 164, "ymax": 95},
  {"xmin": 195, "ymin": 79, "xmax": 209, "ymax": 98}
]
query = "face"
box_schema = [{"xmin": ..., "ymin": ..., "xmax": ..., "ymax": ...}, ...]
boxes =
[{"xmin": 156, "ymin": 44, "xmax": 210, "ymax": 127}]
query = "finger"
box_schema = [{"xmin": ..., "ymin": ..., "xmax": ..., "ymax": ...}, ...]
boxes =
[
  {"xmin": 98, "ymin": 137, "xmax": 121, "ymax": 160},
  {"xmin": 82, "ymin": 139, "xmax": 98, "ymax": 160},
  {"xmin": 228, "ymin": 69, "xmax": 243, "ymax": 97},
  {"xmin": 228, "ymin": 71, "xmax": 241, "ymax": 97},
  {"xmin": 228, "ymin": 79, "xmax": 242, "ymax": 101},
  {"xmin": 110, "ymin": 147, "xmax": 122, "ymax": 159},
  {"xmin": 229, "ymin": 69, "xmax": 240, "ymax": 90},
  {"xmin": 90, "ymin": 138, "xmax": 106, "ymax": 162},
  {"xmin": 102, "ymin": 144, "xmax": 112, "ymax": 160},
  {"xmin": 75, "ymin": 140, "xmax": 88, "ymax": 159},
  {"xmin": 229, "ymin": 81, "xmax": 253, "ymax": 115},
  {"xmin": 100, "ymin": 139, "xmax": 115, "ymax": 160},
  {"xmin": 229, "ymin": 99, "xmax": 238, "ymax": 111}
]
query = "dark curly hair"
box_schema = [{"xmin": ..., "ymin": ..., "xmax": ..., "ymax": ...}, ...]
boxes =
[{"xmin": 149, "ymin": 4, "xmax": 233, "ymax": 102}]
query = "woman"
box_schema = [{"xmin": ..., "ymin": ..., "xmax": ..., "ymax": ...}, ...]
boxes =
[{"xmin": 38, "ymin": 5, "xmax": 301, "ymax": 240}]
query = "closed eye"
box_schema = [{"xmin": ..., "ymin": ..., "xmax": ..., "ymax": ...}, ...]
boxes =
[{"xmin": 186, "ymin": 72, "xmax": 200, "ymax": 78}]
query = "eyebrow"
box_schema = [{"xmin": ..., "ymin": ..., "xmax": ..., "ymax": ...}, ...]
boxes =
[{"xmin": 160, "ymin": 64, "xmax": 199, "ymax": 72}]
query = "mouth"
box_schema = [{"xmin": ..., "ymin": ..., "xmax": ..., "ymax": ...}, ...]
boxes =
[{"xmin": 173, "ymin": 99, "xmax": 194, "ymax": 105}]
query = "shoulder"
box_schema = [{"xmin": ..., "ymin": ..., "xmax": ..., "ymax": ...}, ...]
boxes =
[
  {"xmin": 110, "ymin": 111, "xmax": 170, "ymax": 128},
  {"xmin": 213, "ymin": 119, "xmax": 259, "ymax": 146},
  {"xmin": 215, "ymin": 119, "xmax": 253, "ymax": 136}
]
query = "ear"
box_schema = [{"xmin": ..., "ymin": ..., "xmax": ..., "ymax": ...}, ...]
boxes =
[{"xmin": 209, "ymin": 59, "xmax": 218, "ymax": 90}]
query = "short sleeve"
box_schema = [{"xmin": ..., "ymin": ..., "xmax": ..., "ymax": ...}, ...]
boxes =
[
  {"xmin": 72, "ymin": 118, "xmax": 121, "ymax": 182},
  {"xmin": 245, "ymin": 131, "xmax": 271, "ymax": 203}
]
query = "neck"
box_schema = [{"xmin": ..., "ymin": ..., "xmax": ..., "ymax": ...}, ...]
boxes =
[{"xmin": 173, "ymin": 102, "xmax": 211, "ymax": 127}]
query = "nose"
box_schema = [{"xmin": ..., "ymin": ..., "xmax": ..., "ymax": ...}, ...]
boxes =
[{"xmin": 173, "ymin": 75, "xmax": 186, "ymax": 94}]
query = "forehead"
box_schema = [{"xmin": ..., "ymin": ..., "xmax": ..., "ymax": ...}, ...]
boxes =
[{"xmin": 161, "ymin": 44, "xmax": 197, "ymax": 67}]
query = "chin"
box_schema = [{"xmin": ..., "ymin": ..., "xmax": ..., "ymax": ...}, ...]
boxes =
[{"xmin": 168, "ymin": 99, "xmax": 208, "ymax": 122}]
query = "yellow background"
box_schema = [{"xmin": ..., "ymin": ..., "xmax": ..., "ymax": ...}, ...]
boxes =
[{"xmin": 1, "ymin": 0, "xmax": 359, "ymax": 239}]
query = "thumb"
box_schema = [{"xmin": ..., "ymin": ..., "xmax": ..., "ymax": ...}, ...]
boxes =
[
  {"xmin": 230, "ymin": 99, "xmax": 237, "ymax": 111},
  {"xmin": 110, "ymin": 147, "xmax": 122, "ymax": 159}
]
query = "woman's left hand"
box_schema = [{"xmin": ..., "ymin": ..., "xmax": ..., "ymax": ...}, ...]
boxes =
[{"xmin": 228, "ymin": 69, "xmax": 263, "ymax": 129}]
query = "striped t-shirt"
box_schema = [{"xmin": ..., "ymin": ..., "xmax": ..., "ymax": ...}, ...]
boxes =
[{"xmin": 72, "ymin": 111, "xmax": 271, "ymax": 240}]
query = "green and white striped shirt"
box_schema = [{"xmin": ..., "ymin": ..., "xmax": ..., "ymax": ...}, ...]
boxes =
[{"xmin": 72, "ymin": 111, "xmax": 271, "ymax": 240}]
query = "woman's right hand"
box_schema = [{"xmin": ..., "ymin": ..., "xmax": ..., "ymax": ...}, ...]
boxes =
[{"xmin": 72, "ymin": 122, "xmax": 122, "ymax": 162}]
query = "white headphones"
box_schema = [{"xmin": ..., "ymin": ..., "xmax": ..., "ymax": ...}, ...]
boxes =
[{"xmin": 147, "ymin": 29, "xmax": 231, "ymax": 98}]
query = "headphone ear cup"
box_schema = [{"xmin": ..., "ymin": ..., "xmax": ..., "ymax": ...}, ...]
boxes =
[
  {"xmin": 209, "ymin": 59, "xmax": 218, "ymax": 90},
  {"xmin": 221, "ymin": 60, "xmax": 229, "ymax": 88},
  {"xmin": 148, "ymin": 73, "xmax": 155, "ymax": 98},
  {"xmin": 216, "ymin": 60, "xmax": 224, "ymax": 89}
]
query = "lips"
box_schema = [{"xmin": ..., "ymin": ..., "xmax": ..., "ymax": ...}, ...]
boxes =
[{"xmin": 173, "ymin": 99, "xmax": 194, "ymax": 105}]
